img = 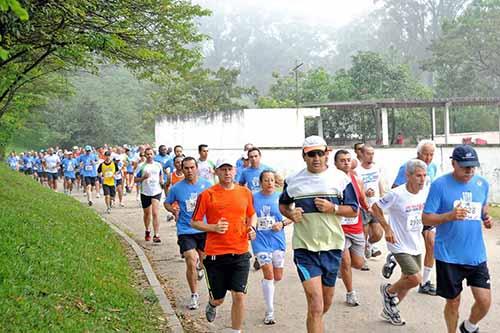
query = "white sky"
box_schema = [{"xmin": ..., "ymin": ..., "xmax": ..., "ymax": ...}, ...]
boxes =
[{"xmin": 197, "ymin": 0, "xmax": 377, "ymax": 27}]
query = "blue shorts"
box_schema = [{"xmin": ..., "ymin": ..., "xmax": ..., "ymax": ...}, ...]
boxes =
[
  {"xmin": 293, "ymin": 249, "xmax": 342, "ymax": 287},
  {"xmin": 47, "ymin": 172, "xmax": 58, "ymax": 181}
]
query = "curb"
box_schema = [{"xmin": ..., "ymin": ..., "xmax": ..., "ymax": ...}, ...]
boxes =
[{"xmin": 100, "ymin": 217, "xmax": 184, "ymax": 333}]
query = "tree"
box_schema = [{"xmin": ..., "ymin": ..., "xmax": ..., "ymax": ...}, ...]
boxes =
[{"xmin": 0, "ymin": 0, "xmax": 210, "ymax": 120}]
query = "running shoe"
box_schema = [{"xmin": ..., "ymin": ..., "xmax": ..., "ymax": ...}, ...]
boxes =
[
  {"xmin": 119, "ymin": 203, "xmax": 125, "ymax": 207},
  {"xmin": 371, "ymin": 245, "xmax": 382, "ymax": 257},
  {"xmin": 361, "ymin": 261, "xmax": 370, "ymax": 271},
  {"xmin": 382, "ymin": 253, "xmax": 397, "ymax": 279},
  {"xmin": 263, "ymin": 312, "xmax": 276, "ymax": 325},
  {"xmin": 205, "ymin": 302, "xmax": 217, "ymax": 322},
  {"xmin": 188, "ymin": 293, "xmax": 199, "ymax": 310},
  {"xmin": 196, "ymin": 262, "xmax": 204, "ymax": 281},
  {"xmin": 106, "ymin": 207, "xmax": 111, "ymax": 214},
  {"xmin": 88, "ymin": 201, "xmax": 93, "ymax": 206},
  {"xmin": 418, "ymin": 281, "xmax": 437, "ymax": 296},
  {"xmin": 380, "ymin": 308, "xmax": 406, "ymax": 326},
  {"xmin": 364, "ymin": 244, "xmax": 372, "ymax": 259},
  {"xmin": 153, "ymin": 235, "xmax": 161, "ymax": 243},
  {"xmin": 145, "ymin": 230, "xmax": 151, "ymax": 241},
  {"xmin": 346, "ymin": 290, "xmax": 360, "ymax": 306},
  {"xmin": 96, "ymin": 193, "xmax": 101, "ymax": 198},
  {"xmin": 459, "ymin": 321, "xmax": 479, "ymax": 333},
  {"xmin": 380, "ymin": 283, "xmax": 400, "ymax": 315}
]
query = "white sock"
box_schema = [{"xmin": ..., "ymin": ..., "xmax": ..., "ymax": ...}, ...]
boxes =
[
  {"xmin": 230, "ymin": 330, "xmax": 241, "ymax": 333},
  {"xmin": 464, "ymin": 320, "xmax": 478, "ymax": 332},
  {"xmin": 261, "ymin": 279, "xmax": 275, "ymax": 314},
  {"xmin": 422, "ymin": 266, "xmax": 432, "ymax": 284}
]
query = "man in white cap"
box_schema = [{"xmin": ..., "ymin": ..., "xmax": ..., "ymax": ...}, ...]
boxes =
[
  {"xmin": 279, "ymin": 136, "xmax": 359, "ymax": 333},
  {"xmin": 191, "ymin": 157, "xmax": 257, "ymax": 333}
]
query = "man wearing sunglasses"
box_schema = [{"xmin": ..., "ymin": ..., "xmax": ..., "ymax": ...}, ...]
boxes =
[{"xmin": 279, "ymin": 136, "xmax": 358, "ymax": 333}]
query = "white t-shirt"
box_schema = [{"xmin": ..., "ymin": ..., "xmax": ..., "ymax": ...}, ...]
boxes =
[
  {"xmin": 356, "ymin": 164, "xmax": 382, "ymax": 207},
  {"xmin": 376, "ymin": 184, "xmax": 426, "ymax": 255},
  {"xmin": 135, "ymin": 162, "xmax": 163, "ymax": 196},
  {"xmin": 44, "ymin": 154, "xmax": 60, "ymax": 173},
  {"xmin": 197, "ymin": 159, "xmax": 215, "ymax": 183}
]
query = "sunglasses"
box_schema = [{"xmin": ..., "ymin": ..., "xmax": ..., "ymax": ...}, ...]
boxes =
[{"xmin": 305, "ymin": 150, "xmax": 326, "ymax": 158}]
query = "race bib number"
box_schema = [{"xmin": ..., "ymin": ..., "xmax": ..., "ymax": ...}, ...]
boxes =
[
  {"xmin": 26, "ymin": 162, "xmax": 32, "ymax": 168},
  {"xmin": 257, "ymin": 216, "xmax": 276, "ymax": 230},
  {"xmin": 67, "ymin": 164, "xmax": 74, "ymax": 172},
  {"xmin": 185, "ymin": 193, "xmax": 198, "ymax": 213},
  {"xmin": 341, "ymin": 216, "xmax": 358, "ymax": 225},
  {"xmin": 47, "ymin": 162, "xmax": 56, "ymax": 169},
  {"xmin": 85, "ymin": 165, "xmax": 93, "ymax": 171},
  {"xmin": 453, "ymin": 200, "xmax": 482, "ymax": 220},
  {"xmin": 406, "ymin": 211, "xmax": 423, "ymax": 231},
  {"xmin": 104, "ymin": 171, "xmax": 114, "ymax": 178}
]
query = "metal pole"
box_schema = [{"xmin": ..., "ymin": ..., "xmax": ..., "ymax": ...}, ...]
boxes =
[{"xmin": 292, "ymin": 61, "xmax": 303, "ymax": 109}]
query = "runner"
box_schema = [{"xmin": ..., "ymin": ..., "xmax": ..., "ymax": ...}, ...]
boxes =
[
  {"xmin": 423, "ymin": 145, "xmax": 493, "ymax": 333},
  {"xmin": 371, "ymin": 159, "xmax": 428, "ymax": 326},
  {"xmin": 62, "ymin": 151, "xmax": 78, "ymax": 195},
  {"xmin": 134, "ymin": 147, "xmax": 164, "ymax": 242},
  {"xmin": 125, "ymin": 146, "xmax": 135, "ymax": 193},
  {"xmin": 72, "ymin": 146, "xmax": 82, "ymax": 191},
  {"xmin": 238, "ymin": 147, "xmax": 271, "ymax": 192},
  {"xmin": 164, "ymin": 157, "xmax": 211, "ymax": 310},
  {"xmin": 165, "ymin": 155, "xmax": 185, "ymax": 193},
  {"xmin": 355, "ymin": 144, "xmax": 384, "ymax": 261},
  {"xmin": 165, "ymin": 145, "xmax": 184, "ymax": 175},
  {"xmin": 191, "ymin": 157, "xmax": 257, "ymax": 333},
  {"xmin": 350, "ymin": 142, "xmax": 364, "ymax": 170},
  {"xmin": 279, "ymin": 136, "xmax": 358, "ymax": 333},
  {"xmin": 334, "ymin": 149, "xmax": 370, "ymax": 306},
  {"xmin": 79, "ymin": 145, "xmax": 99, "ymax": 206},
  {"xmin": 43, "ymin": 147, "xmax": 61, "ymax": 191},
  {"xmin": 197, "ymin": 144, "xmax": 215, "ymax": 184},
  {"xmin": 113, "ymin": 153, "xmax": 125, "ymax": 207},
  {"xmin": 7, "ymin": 151, "xmax": 19, "ymax": 171},
  {"xmin": 235, "ymin": 143, "xmax": 253, "ymax": 175},
  {"xmin": 98, "ymin": 151, "xmax": 119, "ymax": 214},
  {"xmin": 23, "ymin": 151, "xmax": 34, "ymax": 176},
  {"xmin": 251, "ymin": 170, "xmax": 290, "ymax": 325},
  {"xmin": 154, "ymin": 144, "xmax": 172, "ymax": 194},
  {"xmin": 386, "ymin": 139, "xmax": 439, "ymax": 295}
]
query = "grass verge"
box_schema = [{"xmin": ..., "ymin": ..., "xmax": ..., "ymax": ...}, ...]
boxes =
[{"xmin": 0, "ymin": 164, "xmax": 167, "ymax": 332}]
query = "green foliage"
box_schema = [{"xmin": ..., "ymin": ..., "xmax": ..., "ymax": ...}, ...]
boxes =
[
  {"xmin": 151, "ymin": 67, "xmax": 257, "ymax": 116},
  {"xmin": 425, "ymin": 0, "xmax": 500, "ymax": 97},
  {"xmin": 0, "ymin": 164, "xmax": 166, "ymax": 331}
]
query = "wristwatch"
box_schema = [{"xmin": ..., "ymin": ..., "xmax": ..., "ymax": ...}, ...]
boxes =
[{"xmin": 333, "ymin": 204, "xmax": 339, "ymax": 214}]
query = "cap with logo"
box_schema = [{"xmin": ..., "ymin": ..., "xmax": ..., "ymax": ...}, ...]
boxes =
[
  {"xmin": 85, "ymin": 145, "xmax": 92, "ymax": 151},
  {"xmin": 302, "ymin": 135, "xmax": 327, "ymax": 153},
  {"xmin": 450, "ymin": 145, "xmax": 480, "ymax": 167}
]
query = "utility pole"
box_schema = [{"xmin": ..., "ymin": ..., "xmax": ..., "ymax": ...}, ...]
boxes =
[{"xmin": 292, "ymin": 61, "xmax": 303, "ymax": 109}]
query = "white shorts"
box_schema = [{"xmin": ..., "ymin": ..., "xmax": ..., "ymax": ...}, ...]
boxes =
[{"xmin": 255, "ymin": 250, "xmax": 285, "ymax": 268}]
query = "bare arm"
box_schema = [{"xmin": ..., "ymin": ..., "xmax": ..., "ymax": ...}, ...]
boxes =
[
  {"xmin": 163, "ymin": 202, "xmax": 179, "ymax": 219},
  {"xmin": 422, "ymin": 203, "xmax": 469, "ymax": 226},
  {"xmin": 371, "ymin": 203, "xmax": 396, "ymax": 244}
]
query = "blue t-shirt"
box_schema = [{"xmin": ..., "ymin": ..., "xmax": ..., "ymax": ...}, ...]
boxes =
[
  {"xmin": 424, "ymin": 173, "xmax": 489, "ymax": 265},
  {"xmin": 393, "ymin": 161, "xmax": 438, "ymax": 187},
  {"xmin": 239, "ymin": 164, "xmax": 272, "ymax": 192},
  {"xmin": 23, "ymin": 156, "xmax": 34, "ymax": 170},
  {"xmin": 7, "ymin": 156, "xmax": 18, "ymax": 170},
  {"xmin": 34, "ymin": 157, "xmax": 42, "ymax": 171},
  {"xmin": 165, "ymin": 178, "xmax": 211, "ymax": 235},
  {"xmin": 251, "ymin": 191, "xmax": 286, "ymax": 253},
  {"xmin": 155, "ymin": 154, "xmax": 171, "ymax": 182},
  {"xmin": 79, "ymin": 153, "xmax": 98, "ymax": 177},
  {"xmin": 62, "ymin": 158, "xmax": 78, "ymax": 178}
]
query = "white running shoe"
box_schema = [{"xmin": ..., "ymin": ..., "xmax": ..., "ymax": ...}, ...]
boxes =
[
  {"xmin": 96, "ymin": 193, "xmax": 100, "ymax": 198},
  {"xmin": 346, "ymin": 290, "xmax": 360, "ymax": 306},
  {"xmin": 263, "ymin": 312, "xmax": 276, "ymax": 325},
  {"xmin": 188, "ymin": 293, "xmax": 199, "ymax": 310}
]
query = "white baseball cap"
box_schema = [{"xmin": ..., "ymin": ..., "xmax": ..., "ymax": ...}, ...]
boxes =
[
  {"xmin": 302, "ymin": 136, "xmax": 327, "ymax": 153},
  {"xmin": 216, "ymin": 157, "xmax": 234, "ymax": 169}
]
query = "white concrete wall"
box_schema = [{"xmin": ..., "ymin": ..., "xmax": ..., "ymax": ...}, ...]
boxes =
[
  {"xmin": 434, "ymin": 131, "xmax": 500, "ymax": 144},
  {"xmin": 180, "ymin": 146, "xmax": 500, "ymax": 203},
  {"xmin": 155, "ymin": 108, "xmax": 320, "ymax": 150}
]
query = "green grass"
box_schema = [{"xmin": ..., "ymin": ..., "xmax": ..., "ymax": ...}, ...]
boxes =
[{"xmin": 0, "ymin": 164, "xmax": 167, "ymax": 332}]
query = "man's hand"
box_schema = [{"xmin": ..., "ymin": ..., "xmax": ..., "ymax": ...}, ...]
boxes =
[
  {"xmin": 384, "ymin": 226, "xmax": 396, "ymax": 244},
  {"xmin": 290, "ymin": 207, "xmax": 304, "ymax": 223},
  {"xmin": 172, "ymin": 206, "xmax": 180, "ymax": 220},
  {"xmin": 483, "ymin": 214, "xmax": 493, "ymax": 229},
  {"xmin": 272, "ymin": 221, "xmax": 284, "ymax": 232},
  {"xmin": 214, "ymin": 218, "xmax": 229, "ymax": 234},
  {"xmin": 314, "ymin": 198, "xmax": 335, "ymax": 213},
  {"xmin": 365, "ymin": 188, "xmax": 375, "ymax": 198},
  {"xmin": 247, "ymin": 226, "xmax": 256, "ymax": 240},
  {"xmin": 450, "ymin": 202, "xmax": 469, "ymax": 221}
]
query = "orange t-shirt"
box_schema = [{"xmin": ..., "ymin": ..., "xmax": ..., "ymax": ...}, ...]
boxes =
[
  {"xmin": 171, "ymin": 171, "xmax": 185, "ymax": 185},
  {"xmin": 192, "ymin": 184, "xmax": 255, "ymax": 256}
]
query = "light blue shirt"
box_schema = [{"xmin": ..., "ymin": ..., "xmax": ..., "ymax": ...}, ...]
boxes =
[
  {"xmin": 251, "ymin": 191, "xmax": 286, "ymax": 253},
  {"xmin": 393, "ymin": 161, "xmax": 438, "ymax": 187}
]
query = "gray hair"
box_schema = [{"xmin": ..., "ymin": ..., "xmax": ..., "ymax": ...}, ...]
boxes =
[
  {"xmin": 416, "ymin": 139, "xmax": 436, "ymax": 154},
  {"xmin": 406, "ymin": 159, "xmax": 427, "ymax": 175}
]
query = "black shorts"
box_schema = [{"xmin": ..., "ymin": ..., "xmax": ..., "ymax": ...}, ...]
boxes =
[
  {"xmin": 203, "ymin": 252, "xmax": 251, "ymax": 300},
  {"xmin": 102, "ymin": 184, "xmax": 116, "ymax": 198},
  {"xmin": 423, "ymin": 225, "xmax": 435, "ymax": 232},
  {"xmin": 140, "ymin": 193, "xmax": 162, "ymax": 209},
  {"xmin": 436, "ymin": 260, "xmax": 490, "ymax": 299},
  {"xmin": 84, "ymin": 176, "xmax": 97, "ymax": 186},
  {"xmin": 178, "ymin": 233, "xmax": 206, "ymax": 255},
  {"xmin": 115, "ymin": 179, "xmax": 123, "ymax": 186},
  {"xmin": 47, "ymin": 172, "xmax": 58, "ymax": 181},
  {"xmin": 24, "ymin": 169, "xmax": 33, "ymax": 175}
]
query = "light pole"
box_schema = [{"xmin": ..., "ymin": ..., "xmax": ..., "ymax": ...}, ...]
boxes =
[{"xmin": 291, "ymin": 61, "xmax": 303, "ymax": 109}]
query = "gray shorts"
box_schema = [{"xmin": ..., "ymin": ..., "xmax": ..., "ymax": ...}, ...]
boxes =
[
  {"xmin": 361, "ymin": 209, "xmax": 379, "ymax": 225},
  {"xmin": 344, "ymin": 232, "xmax": 366, "ymax": 258},
  {"xmin": 393, "ymin": 253, "xmax": 422, "ymax": 276}
]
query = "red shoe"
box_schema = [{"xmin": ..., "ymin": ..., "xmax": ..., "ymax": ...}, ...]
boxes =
[{"xmin": 145, "ymin": 230, "xmax": 151, "ymax": 241}]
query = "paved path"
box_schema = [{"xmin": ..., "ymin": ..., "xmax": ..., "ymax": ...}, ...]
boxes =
[{"xmin": 73, "ymin": 190, "xmax": 500, "ymax": 333}]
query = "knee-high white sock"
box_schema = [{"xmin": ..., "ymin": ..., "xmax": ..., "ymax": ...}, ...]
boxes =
[
  {"xmin": 261, "ymin": 279, "xmax": 275, "ymax": 314},
  {"xmin": 422, "ymin": 266, "xmax": 432, "ymax": 284}
]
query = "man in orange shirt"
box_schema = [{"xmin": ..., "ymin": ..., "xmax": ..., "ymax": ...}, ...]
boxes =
[{"xmin": 191, "ymin": 157, "xmax": 257, "ymax": 333}]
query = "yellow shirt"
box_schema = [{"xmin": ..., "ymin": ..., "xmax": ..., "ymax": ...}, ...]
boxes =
[{"xmin": 99, "ymin": 161, "xmax": 117, "ymax": 186}]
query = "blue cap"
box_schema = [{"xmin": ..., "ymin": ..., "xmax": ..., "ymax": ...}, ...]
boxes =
[
  {"xmin": 84, "ymin": 145, "xmax": 92, "ymax": 151},
  {"xmin": 450, "ymin": 145, "xmax": 480, "ymax": 167}
]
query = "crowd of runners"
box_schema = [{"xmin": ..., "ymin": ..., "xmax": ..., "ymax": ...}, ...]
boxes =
[{"xmin": 6, "ymin": 138, "xmax": 493, "ymax": 333}]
